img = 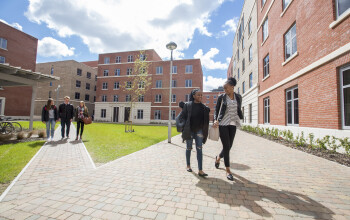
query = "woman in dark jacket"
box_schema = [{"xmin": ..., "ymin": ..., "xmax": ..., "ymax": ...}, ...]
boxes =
[
  {"xmin": 213, "ymin": 77, "xmax": 243, "ymax": 181},
  {"xmin": 75, "ymin": 101, "xmax": 89, "ymax": 140},
  {"xmin": 41, "ymin": 98, "xmax": 58, "ymax": 142},
  {"xmin": 178, "ymin": 89, "xmax": 210, "ymax": 177}
]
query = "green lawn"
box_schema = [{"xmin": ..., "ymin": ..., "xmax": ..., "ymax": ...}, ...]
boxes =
[
  {"xmin": 78, "ymin": 123, "xmax": 180, "ymax": 164},
  {"xmin": 0, "ymin": 141, "xmax": 44, "ymax": 193},
  {"xmin": 16, "ymin": 121, "xmax": 59, "ymax": 130}
]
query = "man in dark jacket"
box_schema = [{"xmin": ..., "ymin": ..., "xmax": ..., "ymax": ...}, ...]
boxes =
[{"xmin": 58, "ymin": 96, "xmax": 74, "ymax": 139}]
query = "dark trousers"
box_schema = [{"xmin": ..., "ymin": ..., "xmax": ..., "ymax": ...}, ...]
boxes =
[
  {"xmin": 77, "ymin": 120, "xmax": 84, "ymax": 137},
  {"xmin": 61, "ymin": 119, "xmax": 71, "ymax": 138},
  {"xmin": 219, "ymin": 125, "xmax": 237, "ymax": 167}
]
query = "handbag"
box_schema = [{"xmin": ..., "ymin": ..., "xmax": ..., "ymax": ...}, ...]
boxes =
[
  {"xmin": 83, "ymin": 116, "xmax": 92, "ymax": 125},
  {"xmin": 208, "ymin": 97, "xmax": 224, "ymax": 141}
]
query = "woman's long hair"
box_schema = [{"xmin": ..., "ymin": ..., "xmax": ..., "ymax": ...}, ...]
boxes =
[
  {"xmin": 46, "ymin": 98, "xmax": 53, "ymax": 109},
  {"xmin": 79, "ymin": 101, "xmax": 86, "ymax": 109}
]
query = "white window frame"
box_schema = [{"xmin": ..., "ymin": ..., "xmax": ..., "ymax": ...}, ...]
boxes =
[
  {"xmin": 102, "ymin": 82, "xmax": 108, "ymax": 90},
  {"xmin": 115, "ymin": 56, "xmax": 121, "ymax": 63},
  {"xmin": 102, "ymin": 95, "xmax": 107, "ymax": 102},
  {"xmin": 138, "ymin": 95, "xmax": 144, "ymax": 102},
  {"xmin": 185, "ymin": 65, "xmax": 193, "ymax": 73},
  {"xmin": 101, "ymin": 109, "xmax": 106, "ymax": 118},
  {"xmin": 126, "ymin": 81, "xmax": 132, "ymax": 89},
  {"xmin": 114, "ymin": 82, "xmax": 119, "ymax": 90},
  {"xmin": 249, "ymin": 45, "xmax": 253, "ymax": 62},
  {"xmin": 263, "ymin": 54, "xmax": 270, "ymax": 78},
  {"xmin": 126, "ymin": 95, "xmax": 131, "ymax": 102},
  {"xmin": 0, "ymin": 38, "xmax": 7, "ymax": 50},
  {"xmin": 249, "ymin": 73, "xmax": 253, "ymax": 88},
  {"xmin": 115, "ymin": 69, "xmax": 120, "ymax": 76},
  {"xmin": 140, "ymin": 54, "xmax": 146, "ymax": 61},
  {"xmin": 264, "ymin": 97, "xmax": 270, "ymax": 124},
  {"xmin": 104, "ymin": 57, "xmax": 110, "ymax": 64},
  {"xmin": 137, "ymin": 109, "xmax": 144, "ymax": 119},
  {"xmin": 156, "ymin": 80, "xmax": 162, "ymax": 88},
  {"xmin": 172, "ymin": 94, "xmax": 176, "ymax": 103},
  {"xmin": 284, "ymin": 23, "xmax": 297, "ymax": 61},
  {"xmin": 283, "ymin": 0, "xmax": 291, "ymax": 10},
  {"xmin": 171, "ymin": 110, "xmax": 176, "ymax": 120},
  {"xmin": 172, "ymin": 80, "xmax": 177, "ymax": 88},
  {"xmin": 127, "ymin": 55, "xmax": 133, "ymax": 62},
  {"xmin": 336, "ymin": 0, "xmax": 350, "ymax": 18},
  {"xmin": 185, "ymin": 79, "xmax": 192, "ymax": 88},
  {"xmin": 172, "ymin": 66, "xmax": 177, "ymax": 74},
  {"xmin": 114, "ymin": 95, "xmax": 119, "ymax": 102},
  {"xmin": 262, "ymin": 18, "xmax": 268, "ymax": 42},
  {"xmin": 127, "ymin": 68, "xmax": 132, "ymax": 75},
  {"xmin": 103, "ymin": 69, "xmax": 109, "ymax": 76},
  {"xmin": 155, "ymin": 94, "xmax": 162, "ymax": 103},
  {"xmin": 340, "ymin": 65, "xmax": 350, "ymax": 129},
  {"xmin": 286, "ymin": 86, "xmax": 299, "ymax": 126},
  {"xmin": 154, "ymin": 110, "xmax": 161, "ymax": 120},
  {"xmin": 138, "ymin": 81, "xmax": 145, "ymax": 89},
  {"xmin": 156, "ymin": 66, "xmax": 163, "ymax": 75}
]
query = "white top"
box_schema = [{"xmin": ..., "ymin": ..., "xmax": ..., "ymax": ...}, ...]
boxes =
[{"xmin": 219, "ymin": 95, "xmax": 241, "ymax": 127}]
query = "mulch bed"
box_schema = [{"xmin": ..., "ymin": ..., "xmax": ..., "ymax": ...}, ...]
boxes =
[{"xmin": 241, "ymin": 130, "xmax": 350, "ymax": 167}]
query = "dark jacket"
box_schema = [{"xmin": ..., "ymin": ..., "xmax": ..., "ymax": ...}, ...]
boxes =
[
  {"xmin": 58, "ymin": 103, "xmax": 74, "ymax": 121},
  {"xmin": 214, "ymin": 93, "xmax": 243, "ymax": 122},
  {"xmin": 41, "ymin": 105, "xmax": 58, "ymax": 122},
  {"xmin": 178, "ymin": 101, "xmax": 210, "ymax": 144},
  {"xmin": 75, "ymin": 106, "xmax": 89, "ymax": 122}
]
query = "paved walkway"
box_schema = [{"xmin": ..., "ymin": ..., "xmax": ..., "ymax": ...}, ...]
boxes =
[{"xmin": 0, "ymin": 125, "xmax": 350, "ymax": 220}]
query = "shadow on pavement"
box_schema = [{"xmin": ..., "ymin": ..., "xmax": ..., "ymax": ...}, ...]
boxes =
[{"xmin": 192, "ymin": 173, "xmax": 334, "ymax": 219}]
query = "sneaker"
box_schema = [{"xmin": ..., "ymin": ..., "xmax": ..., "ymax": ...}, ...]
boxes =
[{"xmin": 47, "ymin": 138, "xmax": 50, "ymax": 142}]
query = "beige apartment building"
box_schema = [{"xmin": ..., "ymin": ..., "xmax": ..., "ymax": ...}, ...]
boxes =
[
  {"xmin": 231, "ymin": 0, "xmax": 259, "ymax": 126},
  {"xmin": 35, "ymin": 60, "xmax": 97, "ymax": 117}
]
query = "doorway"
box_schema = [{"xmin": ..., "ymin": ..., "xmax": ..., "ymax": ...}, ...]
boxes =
[
  {"xmin": 113, "ymin": 107, "xmax": 119, "ymax": 122},
  {"xmin": 124, "ymin": 107, "xmax": 130, "ymax": 122}
]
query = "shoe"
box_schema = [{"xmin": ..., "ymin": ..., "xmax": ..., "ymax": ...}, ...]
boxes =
[
  {"xmin": 227, "ymin": 173, "xmax": 234, "ymax": 181},
  {"xmin": 47, "ymin": 138, "xmax": 50, "ymax": 142},
  {"xmin": 215, "ymin": 156, "xmax": 220, "ymax": 169},
  {"xmin": 198, "ymin": 172, "xmax": 208, "ymax": 177},
  {"xmin": 75, "ymin": 137, "xmax": 78, "ymax": 140},
  {"xmin": 187, "ymin": 168, "xmax": 192, "ymax": 172}
]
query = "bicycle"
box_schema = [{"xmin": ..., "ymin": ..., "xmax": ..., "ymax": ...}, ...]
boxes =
[{"xmin": 0, "ymin": 115, "xmax": 22, "ymax": 134}]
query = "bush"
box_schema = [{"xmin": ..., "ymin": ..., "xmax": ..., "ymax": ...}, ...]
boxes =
[
  {"xmin": 338, "ymin": 137, "xmax": 350, "ymax": 155},
  {"xmin": 38, "ymin": 130, "xmax": 46, "ymax": 138},
  {"xmin": 16, "ymin": 132, "xmax": 25, "ymax": 140}
]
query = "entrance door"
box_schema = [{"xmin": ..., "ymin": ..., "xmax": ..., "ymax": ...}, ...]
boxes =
[
  {"xmin": 113, "ymin": 107, "xmax": 119, "ymax": 122},
  {"xmin": 124, "ymin": 107, "xmax": 130, "ymax": 122}
]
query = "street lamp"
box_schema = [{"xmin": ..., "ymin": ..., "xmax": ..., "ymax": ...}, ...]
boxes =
[
  {"xmin": 55, "ymin": 85, "xmax": 61, "ymax": 104},
  {"xmin": 166, "ymin": 41, "xmax": 177, "ymax": 143}
]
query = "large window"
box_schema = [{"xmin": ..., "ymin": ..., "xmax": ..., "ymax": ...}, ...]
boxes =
[
  {"xmin": 262, "ymin": 18, "xmax": 268, "ymax": 42},
  {"xmin": 138, "ymin": 95, "xmax": 144, "ymax": 102},
  {"xmin": 115, "ymin": 56, "xmax": 121, "ymax": 63},
  {"xmin": 284, "ymin": 23, "xmax": 297, "ymax": 61},
  {"xmin": 137, "ymin": 110, "xmax": 144, "ymax": 119},
  {"xmin": 341, "ymin": 65, "xmax": 350, "ymax": 129},
  {"xmin": 85, "ymin": 94, "xmax": 89, "ymax": 101},
  {"xmin": 185, "ymin": 79, "xmax": 192, "ymax": 87},
  {"xmin": 155, "ymin": 94, "xmax": 162, "ymax": 102},
  {"xmin": 115, "ymin": 69, "xmax": 120, "ymax": 76},
  {"xmin": 127, "ymin": 55, "xmax": 133, "ymax": 62},
  {"xmin": 75, "ymin": 92, "xmax": 80, "ymax": 100},
  {"xmin": 77, "ymin": 68, "xmax": 82, "ymax": 76},
  {"xmin": 0, "ymin": 38, "xmax": 7, "ymax": 50},
  {"xmin": 104, "ymin": 57, "xmax": 110, "ymax": 64},
  {"xmin": 156, "ymin": 66, "xmax": 163, "ymax": 75},
  {"xmin": 185, "ymin": 65, "xmax": 193, "ymax": 73},
  {"xmin": 154, "ymin": 110, "xmax": 161, "ymax": 120},
  {"xmin": 156, "ymin": 80, "xmax": 162, "ymax": 88},
  {"xmin": 283, "ymin": 0, "xmax": 291, "ymax": 10},
  {"xmin": 86, "ymin": 83, "xmax": 90, "ymax": 90},
  {"xmin": 264, "ymin": 97, "xmax": 270, "ymax": 124},
  {"xmin": 127, "ymin": 68, "xmax": 132, "ymax": 75},
  {"xmin": 172, "ymin": 66, "xmax": 177, "ymax": 74},
  {"xmin": 336, "ymin": 0, "xmax": 350, "ymax": 18},
  {"xmin": 76, "ymin": 80, "xmax": 81, "ymax": 88},
  {"xmin": 249, "ymin": 45, "xmax": 253, "ymax": 62},
  {"xmin": 263, "ymin": 54, "xmax": 270, "ymax": 78},
  {"xmin": 101, "ymin": 109, "xmax": 106, "ymax": 118},
  {"xmin": 249, "ymin": 73, "xmax": 253, "ymax": 88},
  {"xmin": 114, "ymin": 95, "xmax": 119, "ymax": 102},
  {"xmin": 262, "ymin": 0, "xmax": 266, "ymax": 7},
  {"xmin": 102, "ymin": 95, "xmax": 107, "ymax": 102},
  {"xmin": 103, "ymin": 70, "xmax": 109, "ymax": 76},
  {"xmin": 102, "ymin": 82, "xmax": 108, "ymax": 90},
  {"xmin": 286, "ymin": 86, "xmax": 299, "ymax": 125},
  {"xmin": 114, "ymin": 82, "xmax": 119, "ymax": 89}
]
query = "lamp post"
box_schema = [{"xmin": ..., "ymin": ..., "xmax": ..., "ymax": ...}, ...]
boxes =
[
  {"xmin": 55, "ymin": 85, "xmax": 61, "ymax": 104},
  {"xmin": 166, "ymin": 41, "xmax": 177, "ymax": 143}
]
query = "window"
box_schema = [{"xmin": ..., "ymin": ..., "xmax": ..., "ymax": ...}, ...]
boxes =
[
  {"xmin": 101, "ymin": 109, "xmax": 106, "ymax": 118},
  {"xmin": 95, "ymin": 75, "xmax": 97, "ymax": 81},
  {"xmin": 51, "ymin": 67, "xmax": 54, "ymax": 75},
  {"xmin": 238, "ymin": 68, "xmax": 240, "ymax": 80},
  {"xmin": 284, "ymin": 23, "xmax": 297, "ymax": 61},
  {"xmin": 115, "ymin": 56, "xmax": 121, "ymax": 63},
  {"xmin": 249, "ymin": 104, "xmax": 252, "ymax": 123},
  {"xmin": 264, "ymin": 97, "xmax": 270, "ymax": 124},
  {"xmin": 156, "ymin": 80, "xmax": 162, "ymax": 88},
  {"xmin": 172, "ymin": 66, "xmax": 177, "ymax": 74},
  {"xmin": 286, "ymin": 86, "xmax": 299, "ymax": 125},
  {"xmin": 138, "ymin": 95, "xmax": 144, "ymax": 102},
  {"xmin": 172, "ymin": 80, "xmax": 177, "ymax": 88},
  {"xmin": 263, "ymin": 54, "xmax": 270, "ymax": 78},
  {"xmin": 77, "ymin": 68, "xmax": 82, "ymax": 76},
  {"xmin": 126, "ymin": 81, "xmax": 132, "ymax": 89},
  {"xmin": 242, "ymin": 59, "xmax": 245, "ymax": 72},
  {"xmin": 233, "ymin": 60, "xmax": 236, "ymax": 69},
  {"xmin": 185, "ymin": 65, "xmax": 193, "ymax": 73},
  {"xmin": 49, "ymin": 82, "xmax": 52, "ymax": 87},
  {"xmin": 249, "ymin": 73, "xmax": 253, "ymax": 88},
  {"xmin": 155, "ymin": 94, "xmax": 162, "ymax": 102},
  {"xmin": 76, "ymin": 80, "xmax": 81, "ymax": 88},
  {"xmin": 340, "ymin": 65, "xmax": 350, "ymax": 129},
  {"xmin": 214, "ymin": 101, "xmax": 217, "ymax": 104},
  {"xmin": 0, "ymin": 38, "xmax": 7, "ymax": 50},
  {"xmin": 75, "ymin": 92, "xmax": 80, "ymax": 100},
  {"xmin": 138, "ymin": 81, "xmax": 145, "ymax": 89},
  {"xmin": 102, "ymin": 82, "xmax": 108, "ymax": 90},
  {"xmin": 140, "ymin": 54, "xmax": 146, "ymax": 61},
  {"xmin": 336, "ymin": 0, "xmax": 350, "ymax": 18},
  {"xmin": 114, "ymin": 95, "xmax": 119, "ymax": 102},
  {"xmin": 0, "ymin": 56, "xmax": 5, "ymax": 63},
  {"xmin": 206, "ymin": 95, "xmax": 210, "ymax": 98},
  {"xmin": 155, "ymin": 110, "xmax": 161, "ymax": 120},
  {"xmin": 114, "ymin": 82, "xmax": 119, "ymax": 89},
  {"xmin": 172, "ymin": 94, "xmax": 176, "ymax": 103},
  {"xmin": 86, "ymin": 83, "xmax": 90, "ymax": 90},
  {"xmin": 85, "ymin": 94, "xmax": 89, "ymax": 101},
  {"xmin": 171, "ymin": 110, "xmax": 176, "ymax": 120},
  {"xmin": 156, "ymin": 66, "xmax": 163, "ymax": 75},
  {"xmin": 104, "ymin": 57, "xmax": 110, "ymax": 64},
  {"xmin": 185, "ymin": 79, "xmax": 192, "ymax": 87},
  {"xmin": 115, "ymin": 69, "xmax": 120, "ymax": 76},
  {"xmin": 94, "ymin": 86, "xmax": 96, "ymax": 91},
  {"xmin": 262, "ymin": 18, "xmax": 268, "ymax": 42},
  {"xmin": 242, "ymin": 37, "xmax": 244, "ymax": 50},
  {"xmin": 94, "ymin": 96, "xmax": 96, "ymax": 102},
  {"xmin": 214, "ymin": 95, "xmax": 217, "ymax": 99},
  {"xmin": 238, "ymin": 88, "xmax": 240, "ymax": 94},
  {"xmin": 237, "ymin": 49, "xmax": 240, "ymax": 60},
  {"xmin": 185, "ymin": 94, "xmax": 190, "ymax": 102},
  {"xmin": 242, "ymin": 81, "xmax": 245, "ymax": 94},
  {"xmin": 102, "ymin": 95, "xmax": 107, "ymax": 102},
  {"xmin": 127, "ymin": 55, "xmax": 133, "ymax": 62},
  {"xmin": 137, "ymin": 110, "xmax": 144, "ymax": 119},
  {"xmin": 283, "ymin": 0, "xmax": 291, "ymax": 10},
  {"xmin": 248, "ymin": 19, "xmax": 252, "ymax": 35},
  {"xmin": 127, "ymin": 68, "xmax": 132, "ymax": 75},
  {"xmin": 249, "ymin": 45, "xmax": 253, "ymax": 62},
  {"xmin": 49, "ymin": 91, "xmax": 52, "ymax": 98},
  {"xmin": 103, "ymin": 70, "xmax": 109, "ymax": 76},
  {"xmin": 87, "ymin": 72, "xmax": 91, "ymax": 79},
  {"xmin": 262, "ymin": 0, "xmax": 266, "ymax": 7},
  {"xmin": 126, "ymin": 95, "xmax": 131, "ymax": 102}
]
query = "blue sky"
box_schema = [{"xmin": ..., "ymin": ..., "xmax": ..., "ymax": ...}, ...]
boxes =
[{"xmin": 0, "ymin": 0, "xmax": 243, "ymax": 91}]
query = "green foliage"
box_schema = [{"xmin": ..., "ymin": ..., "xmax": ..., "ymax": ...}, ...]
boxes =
[
  {"xmin": 308, "ymin": 133, "xmax": 316, "ymax": 149},
  {"xmin": 338, "ymin": 137, "xmax": 350, "ymax": 155},
  {"xmin": 286, "ymin": 130, "xmax": 293, "ymax": 142},
  {"xmin": 329, "ymin": 136, "xmax": 340, "ymax": 152},
  {"xmin": 295, "ymin": 131, "xmax": 306, "ymax": 147}
]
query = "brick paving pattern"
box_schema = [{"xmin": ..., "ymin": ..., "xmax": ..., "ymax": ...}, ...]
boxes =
[{"xmin": 0, "ymin": 125, "xmax": 350, "ymax": 219}]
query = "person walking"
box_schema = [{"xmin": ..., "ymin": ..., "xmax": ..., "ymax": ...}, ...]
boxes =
[
  {"xmin": 58, "ymin": 96, "xmax": 74, "ymax": 139},
  {"xmin": 75, "ymin": 101, "xmax": 88, "ymax": 140},
  {"xmin": 41, "ymin": 98, "xmax": 58, "ymax": 142},
  {"xmin": 178, "ymin": 89, "xmax": 210, "ymax": 177},
  {"xmin": 213, "ymin": 77, "xmax": 243, "ymax": 181}
]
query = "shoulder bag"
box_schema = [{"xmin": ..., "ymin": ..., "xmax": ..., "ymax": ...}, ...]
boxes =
[{"xmin": 208, "ymin": 96, "xmax": 224, "ymax": 141}]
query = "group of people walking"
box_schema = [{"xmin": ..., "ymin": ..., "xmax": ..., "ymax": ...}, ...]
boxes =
[
  {"xmin": 177, "ymin": 77, "xmax": 243, "ymax": 181},
  {"xmin": 41, "ymin": 96, "xmax": 89, "ymax": 142}
]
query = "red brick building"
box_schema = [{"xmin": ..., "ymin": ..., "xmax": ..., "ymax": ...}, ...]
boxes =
[
  {"xmin": 257, "ymin": 0, "xmax": 350, "ymax": 138},
  {"xmin": 94, "ymin": 49, "xmax": 203, "ymax": 123},
  {"xmin": 0, "ymin": 21, "xmax": 38, "ymax": 118},
  {"xmin": 203, "ymin": 88, "xmax": 224, "ymax": 121}
]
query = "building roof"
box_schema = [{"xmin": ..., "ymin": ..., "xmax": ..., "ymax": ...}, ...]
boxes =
[{"xmin": 0, "ymin": 63, "xmax": 60, "ymax": 87}]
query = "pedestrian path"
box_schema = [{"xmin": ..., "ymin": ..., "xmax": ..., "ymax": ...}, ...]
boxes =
[{"xmin": 0, "ymin": 125, "xmax": 350, "ymax": 220}]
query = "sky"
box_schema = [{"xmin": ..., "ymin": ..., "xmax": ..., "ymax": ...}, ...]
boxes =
[{"xmin": 0, "ymin": 0, "xmax": 244, "ymax": 91}]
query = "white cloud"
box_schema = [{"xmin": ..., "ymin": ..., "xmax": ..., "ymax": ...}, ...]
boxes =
[
  {"xmin": 203, "ymin": 76, "xmax": 226, "ymax": 92},
  {"xmin": 38, "ymin": 37, "xmax": 75, "ymax": 57},
  {"xmin": 25, "ymin": 0, "xmax": 225, "ymax": 59},
  {"xmin": 0, "ymin": 19, "xmax": 23, "ymax": 31},
  {"xmin": 217, "ymin": 17, "xmax": 238, "ymax": 38},
  {"xmin": 194, "ymin": 48, "xmax": 230, "ymax": 70}
]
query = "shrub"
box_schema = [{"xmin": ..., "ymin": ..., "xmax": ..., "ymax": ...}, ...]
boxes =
[
  {"xmin": 329, "ymin": 136, "xmax": 339, "ymax": 152},
  {"xmin": 38, "ymin": 130, "xmax": 46, "ymax": 138},
  {"xmin": 308, "ymin": 133, "xmax": 316, "ymax": 149},
  {"xmin": 338, "ymin": 137, "xmax": 350, "ymax": 155},
  {"xmin": 295, "ymin": 131, "xmax": 306, "ymax": 147},
  {"xmin": 17, "ymin": 132, "xmax": 25, "ymax": 140},
  {"xmin": 286, "ymin": 130, "xmax": 293, "ymax": 142}
]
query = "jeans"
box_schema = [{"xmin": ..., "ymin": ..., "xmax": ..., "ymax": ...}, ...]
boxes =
[
  {"xmin": 77, "ymin": 120, "xmax": 84, "ymax": 137},
  {"xmin": 46, "ymin": 119, "xmax": 55, "ymax": 139},
  {"xmin": 186, "ymin": 130, "xmax": 203, "ymax": 171},
  {"xmin": 61, "ymin": 119, "xmax": 71, "ymax": 138},
  {"xmin": 219, "ymin": 125, "xmax": 237, "ymax": 167}
]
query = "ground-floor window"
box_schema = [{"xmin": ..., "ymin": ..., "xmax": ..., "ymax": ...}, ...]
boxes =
[
  {"xmin": 249, "ymin": 103, "xmax": 252, "ymax": 123},
  {"xmin": 101, "ymin": 109, "xmax": 106, "ymax": 118},
  {"xmin": 155, "ymin": 110, "xmax": 161, "ymax": 120},
  {"xmin": 341, "ymin": 65, "xmax": 350, "ymax": 129},
  {"xmin": 171, "ymin": 110, "xmax": 176, "ymax": 120},
  {"xmin": 264, "ymin": 97, "xmax": 270, "ymax": 124},
  {"xmin": 286, "ymin": 86, "xmax": 299, "ymax": 125},
  {"xmin": 137, "ymin": 109, "xmax": 143, "ymax": 119}
]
